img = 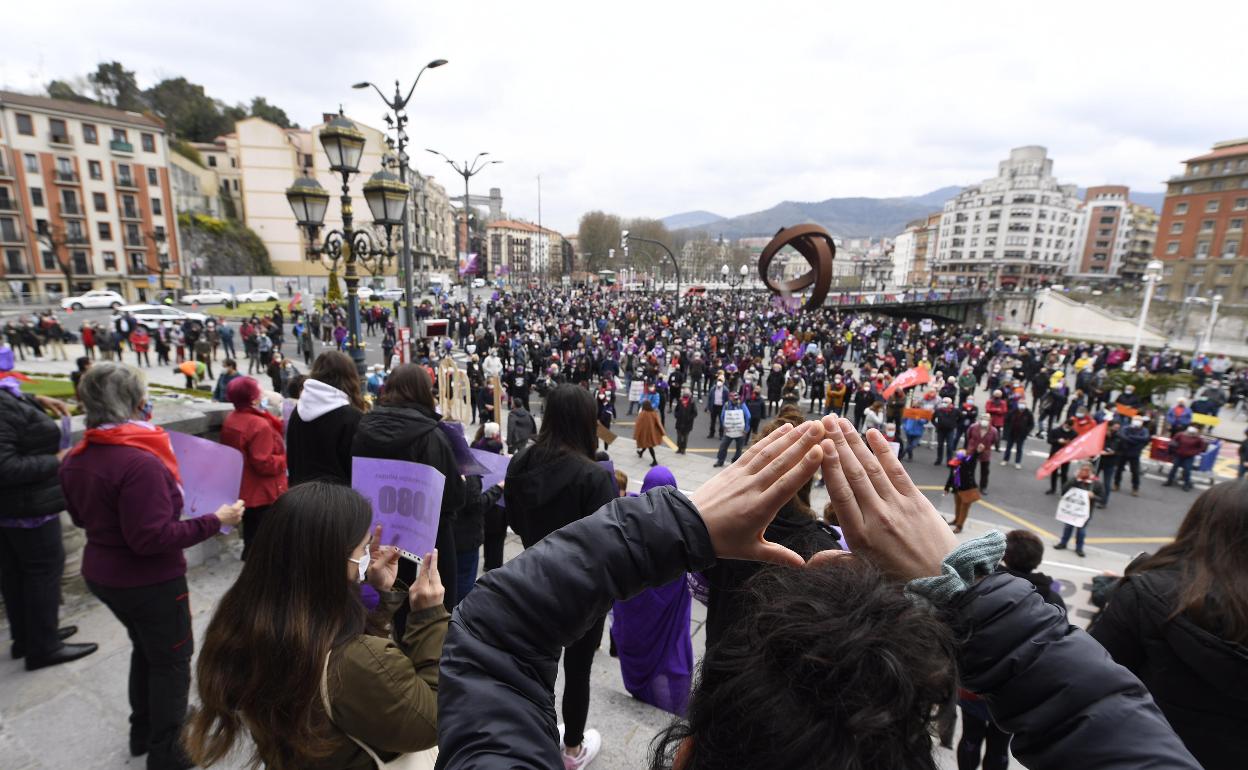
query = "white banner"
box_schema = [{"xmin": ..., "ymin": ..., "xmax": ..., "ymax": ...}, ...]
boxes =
[{"xmin": 1055, "ymin": 487, "xmax": 1091, "ymax": 528}]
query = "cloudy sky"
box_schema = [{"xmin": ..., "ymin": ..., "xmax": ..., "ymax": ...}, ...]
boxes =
[{"xmin": 4, "ymin": 0, "xmax": 1245, "ymax": 232}]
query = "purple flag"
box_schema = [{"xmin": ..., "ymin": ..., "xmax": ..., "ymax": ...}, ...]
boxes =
[
  {"xmin": 440, "ymin": 421, "xmax": 491, "ymax": 476},
  {"xmin": 770, "ymin": 329, "xmax": 787, "ymax": 345},
  {"xmin": 470, "ymin": 449, "xmax": 510, "ymax": 489},
  {"xmin": 168, "ymin": 431, "xmax": 243, "ymax": 533},
  {"xmin": 59, "ymin": 414, "xmax": 72, "ymax": 450},
  {"xmin": 351, "ymin": 457, "xmax": 446, "ymax": 561}
]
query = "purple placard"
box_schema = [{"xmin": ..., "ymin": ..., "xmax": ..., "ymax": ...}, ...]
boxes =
[
  {"xmin": 168, "ymin": 431, "xmax": 243, "ymax": 533},
  {"xmin": 600, "ymin": 460, "xmax": 617, "ymax": 496},
  {"xmin": 59, "ymin": 414, "xmax": 72, "ymax": 450},
  {"xmin": 440, "ymin": 421, "xmax": 490, "ymax": 476},
  {"xmin": 352, "ymin": 457, "xmax": 446, "ymax": 561},
  {"xmin": 470, "ymin": 449, "xmax": 510, "ymax": 489}
]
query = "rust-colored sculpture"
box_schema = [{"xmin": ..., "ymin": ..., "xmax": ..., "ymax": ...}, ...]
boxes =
[{"xmin": 758, "ymin": 224, "xmax": 837, "ymax": 311}]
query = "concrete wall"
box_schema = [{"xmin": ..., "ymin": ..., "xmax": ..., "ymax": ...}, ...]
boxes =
[{"xmin": 999, "ymin": 290, "xmax": 1168, "ymax": 346}]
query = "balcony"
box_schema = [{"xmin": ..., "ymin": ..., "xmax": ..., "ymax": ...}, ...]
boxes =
[
  {"xmin": 124, "ymin": 235, "xmax": 145, "ymax": 248},
  {"xmin": 0, "ymin": 198, "xmax": 16, "ymax": 211},
  {"xmin": 49, "ymin": 132, "xmax": 73, "ymax": 147},
  {"xmin": 60, "ymin": 202, "xmax": 85, "ymax": 218},
  {"xmin": 110, "ymin": 139, "xmax": 134, "ymax": 155},
  {"xmin": 116, "ymin": 175, "xmax": 139, "ymax": 190},
  {"xmin": 4, "ymin": 255, "xmax": 30, "ymax": 274},
  {"xmin": 120, "ymin": 206, "xmax": 142, "ymax": 220},
  {"xmin": 0, "ymin": 227, "xmax": 22, "ymax": 244},
  {"xmin": 72, "ymin": 258, "xmax": 91, "ymax": 274},
  {"xmin": 55, "ymin": 170, "xmax": 80, "ymax": 185},
  {"xmin": 65, "ymin": 233, "xmax": 90, "ymax": 246}
]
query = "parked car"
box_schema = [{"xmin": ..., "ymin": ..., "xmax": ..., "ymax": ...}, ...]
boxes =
[
  {"xmin": 180, "ymin": 289, "xmax": 234, "ymax": 306},
  {"xmin": 236, "ymin": 289, "xmax": 279, "ymax": 303},
  {"xmin": 112, "ymin": 304, "xmax": 208, "ymax": 330},
  {"xmin": 356, "ymin": 286, "xmax": 375, "ymax": 301},
  {"xmin": 471, "ymin": 278, "xmax": 486, "ymax": 288},
  {"xmin": 61, "ymin": 290, "xmax": 126, "ymax": 311},
  {"xmin": 377, "ymin": 288, "xmax": 405, "ymax": 301}
]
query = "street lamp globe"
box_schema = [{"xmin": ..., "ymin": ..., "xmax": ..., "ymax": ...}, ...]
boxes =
[
  {"xmin": 720, "ymin": 264, "xmax": 729, "ymax": 278},
  {"xmin": 739, "ymin": 264, "xmax": 748, "ymax": 277},
  {"xmin": 285, "ymin": 176, "xmax": 330, "ymax": 230},
  {"xmin": 319, "ymin": 114, "xmax": 366, "ymax": 175},
  {"xmin": 362, "ymin": 168, "xmax": 410, "ymax": 228},
  {"xmin": 1146, "ymin": 259, "xmax": 1164, "ymax": 278}
]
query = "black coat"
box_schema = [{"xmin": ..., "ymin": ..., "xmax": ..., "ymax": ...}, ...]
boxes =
[
  {"xmin": 0, "ymin": 390, "xmax": 65, "ymax": 519},
  {"xmin": 503, "ymin": 445, "xmax": 615, "ymax": 549},
  {"xmin": 352, "ymin": 402, "xmax": 466, "ymax": 610},
  {"xmin": 436, "ymin": 489, "xmax": 1201, "ymax": 770},
  {"xmin": 673, "ymin": 399, "xmax": 698, "ymax": 432},
  {"xmin": 286, "ymin": 404, "xmax": 362, "ymax": 486},
  {"xmin": 1091, "ymin": 567, "xmax": 1248, "ymax": 770},
  {"xmin": 453, "ymin": 475, "xmax": 504, "ymax": 553}
]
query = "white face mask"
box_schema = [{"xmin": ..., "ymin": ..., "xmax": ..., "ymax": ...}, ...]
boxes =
[{"xmin": 349, "ymin": 551, "xmax": 370, "ymax": 583}]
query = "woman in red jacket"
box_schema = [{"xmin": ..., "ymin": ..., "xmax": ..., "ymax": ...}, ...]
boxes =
[{"xmin": 220, "ymin": 376, "xmax": 287, "ymax": 559}]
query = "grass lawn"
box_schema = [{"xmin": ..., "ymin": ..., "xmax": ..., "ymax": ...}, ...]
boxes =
[
  {"xmin": 210, "ymin": 299, "xmax": 395, "ymax": 319},
  {"xmin": 18, "ymin": 377, "xmax": 76, "ymax": 399}
]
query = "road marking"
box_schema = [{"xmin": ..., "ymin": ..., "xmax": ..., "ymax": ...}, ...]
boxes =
[
  {"xmin": 1083, "ymin": 537, "xmax": 1173, "ymax": 544},
  {"xmin": 662, "ymin": 436, "xmax": 678, "ymax": 450}
]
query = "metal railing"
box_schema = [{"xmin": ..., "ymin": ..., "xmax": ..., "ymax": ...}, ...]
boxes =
[{"xmin": 110, "ymin": 139, "xmax": 134, "ymax": 154}]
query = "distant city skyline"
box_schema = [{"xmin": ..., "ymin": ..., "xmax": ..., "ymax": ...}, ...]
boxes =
[{"xmin": 3, "ymin": 0, "xmax": 1244, "ymax": 232}]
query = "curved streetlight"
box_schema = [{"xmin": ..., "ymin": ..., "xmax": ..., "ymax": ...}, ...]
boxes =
[{"xmin": 426, "ymin": 149, "xmax": 502, "ymax": 304}]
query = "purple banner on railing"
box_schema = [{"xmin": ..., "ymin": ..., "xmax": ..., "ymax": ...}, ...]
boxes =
[
  {"xmin": 351, "ymin": 457, "xmax": 445, "ymax": 561},
  {"xmin": 168, "ymin": 431, "xmax": 243, "ymax": 533}
]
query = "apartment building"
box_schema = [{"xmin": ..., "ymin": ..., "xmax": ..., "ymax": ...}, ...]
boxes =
[
  {"xmin": 1070, "ymin": 185, "xmax": 1135, "ymax": 281},
  {"xmin": 485, "ymin": 219, "xmax": 565, "ymax": 284},
  {"xmin": 932, "ymin": 146, "xmax": 1083, "ymax": 289},
  {"xmin": 1154, "ymin": 138, "xmax": 1248, "ymax": 303},
  {"xmin": 1121, "ymin": 203, "xmax": 1158, "ymax": 283},
  {"xmin": 0, "ymin": 90, "xmax": 179, "ymax": 301}
]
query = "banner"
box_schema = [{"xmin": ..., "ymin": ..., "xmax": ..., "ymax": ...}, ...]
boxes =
[
  {"xmin": 1191, "ymin": 412, "xmax": 1220, "ymax": 427},
  {"xmin": 1114, "ymin": 404, "xmax": 1139, "ymax": 417},
  {"xmin": 1055, "ymin": 487, "xmax": 1091, "ymax": 528},
  {"xmin": 1035, "ymin": 421, "xmax": 1107, "ymax": 480},
  {"xmin": 352, "ymin": 457, "xmax": 445, "ymax": 561},
  {"xmin": 882, "ymin": 366, "xmax": 931, "ymax": 399},
  {"xmin": 903, "ymin": 407, "xmax": 934, "ymax": 421},
  {"xmin": 168, "ymin": 431, "xmax": 244, "ymax": 533},
  {"xmin": 470, "ymin": 449, "xmax": 510, "ymax": 489},
  {"xmin": 439, "ymin": 422, "xmax": 491, "ymax": 476}
]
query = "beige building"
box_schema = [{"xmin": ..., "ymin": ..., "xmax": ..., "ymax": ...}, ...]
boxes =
[
  {"xmin": 0, "ymin": 90, "xmax": 179, "ymax": 301},
  {"xmin": 169, "ymin": 150, "xmax": 222, "ymax": 217},
  {"xmin": 189, "ymin": 138, "xmax": 242, "ymax": 216},
  {"xmin": 485, "ymin": 219, "xmax": 566, "ymax": 284},
  {"xmin": 410, "ymin": 170, "xmax": 456, "ymax": 274}
]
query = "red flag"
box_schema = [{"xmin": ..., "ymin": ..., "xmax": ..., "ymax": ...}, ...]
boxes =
[
  {"xmin": 882, "ymin": 366, "xmax": 930, "ymax": 399},
  {"xmin": 1035, "ymin": 421, "xmax": 1107, "ymax": 480}
]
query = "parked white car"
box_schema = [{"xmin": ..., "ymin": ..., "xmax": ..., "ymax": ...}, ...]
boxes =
[
  {"xmin": 377, "ymin": 288, "xmax": 405, "ymax": 300},
  {"xmin": 179, "ymin": 289, "xmax": 233, "ymax": 305},
  {"xmin": 236, "ymin": 289, "xmax": 280, "ymax": 303},
  {"xmin": 61, "ymin": 290, "xmax": 126, "ymax": 311},
  {"xmin": 112, "ymin": 304, "xmax": 208, "ymax": 330},
  {"xmin": 356, "ymin": 286, "xmax": 375, "ymax": 301}
]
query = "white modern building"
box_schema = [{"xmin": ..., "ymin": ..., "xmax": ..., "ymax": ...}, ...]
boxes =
[
  {"xmin": 891, "ymin": 227, "xmax": 916, "ymax": 288},
  {"xmin": 932, "ymin": 146, "xmax": 1084, "ymax": 288}
]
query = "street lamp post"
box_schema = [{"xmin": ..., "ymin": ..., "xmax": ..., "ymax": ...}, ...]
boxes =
[
  {"xmin": 622, "ymin": 229, "xmax": 682, "ymax": 314},
  {"xmin": 1128, "ymin": 259, "xmax": 1164, "ymax": 369},
  {"xmin": 425, "ymin": 149, "xmax": 501, "ymax": 308},
  {"xmin": 1199, "ymin": 293, "xmax": 1223, "ymax": 356},
  {"xmin": 286, "ymin": 112, "xmax": 410, "ymax": 375},
  {"xmin": 352, "ymin": 59, "xmax": 446, "ymax": 358},
  {"xmin": 722, "ymin": 263, "xmax": 746, "ymax": 293}
]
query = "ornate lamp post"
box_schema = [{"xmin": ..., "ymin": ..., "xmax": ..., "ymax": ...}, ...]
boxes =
[
  {"xmin": 425, "ymin": 149, "xmax": 501, "ymax": 306},
  {"xmin": 722, "ymin": 262, "xmax": 747, "ymax": 293},
  {"xmin": 286, "ymin": 112, "xmax": 410, "ymax": 374}
]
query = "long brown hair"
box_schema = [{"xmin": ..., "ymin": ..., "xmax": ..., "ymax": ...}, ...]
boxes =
[
  {"xmin": 1128, "ymin": 478, "xmax": 1248, "ymax": 645},
  {"xmin": 183, "ymin": 482, "xmax": 372, "ymax": 769},
  {"xmin": 378, "ymin": 363, "xmax": 435, "ymax": 409},
  {"xmin": 309, "ymin": 350, "xmax": 367, "ymax": 412}
]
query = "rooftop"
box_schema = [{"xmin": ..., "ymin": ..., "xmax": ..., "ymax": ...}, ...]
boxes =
[
  {"xmin": 1184, "ymin": 138, "xmax": 1248, "ymax": 164},
  {"xmin": 0, "ymin": 90, "xmax": 164, "ymax": 130}
]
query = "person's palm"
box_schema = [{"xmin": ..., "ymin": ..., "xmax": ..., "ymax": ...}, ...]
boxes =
[{"xmin": 366, "ymin": 525, "xmax": 400, "ymax": 592}]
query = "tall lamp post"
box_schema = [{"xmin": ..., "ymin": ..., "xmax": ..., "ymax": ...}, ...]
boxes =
[
  {"xmin": 622, "ymin": 229, "xmax": 682, "ymax": 314},
  {"xmin": 352, "ymin": 58, "xmax": 447, "ymax": 358},
  {"xmin": 425, "ymin": 149, "xmax": 501, "ymax": 307},
  {"xmin": 1196, "ymin": 293, "xmax": 1223, "ymax": 357},
  {"xmin": 286, "ymin": 112, "xmax": 410, "ymax": 375},
  {"xmin": 722, "ymin": 263, "xmax": 746, "ymax": 293},
  {"xmin": 1128, "ymin": 259, "xmax": 1164, "ymax": 369}
]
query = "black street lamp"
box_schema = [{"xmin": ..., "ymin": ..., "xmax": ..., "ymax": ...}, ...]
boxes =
[
  {"xmin": 425, "ymin": 149, "xmax": 501, "ymax": 306},
  {"xmin": 286, "ymin": 112, "xmax": 410, "ymax": 375},
  {"xmin": 353, "ymin": 58, "xmax": 447, "ymax": 355},
  {"xmin": 622, "ymin": 229, "xmax": 682, "ymax": 313},
  {"xmin": 722, "ymin": 262, "xmax": 747, "ymax": 292}
]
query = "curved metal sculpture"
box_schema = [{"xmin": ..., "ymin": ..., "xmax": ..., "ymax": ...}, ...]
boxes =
[{"xmin": 758, "ymin": 224, "xmax": 837, "ymax": 311}]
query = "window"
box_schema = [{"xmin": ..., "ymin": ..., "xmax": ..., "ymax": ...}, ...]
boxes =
[
  {"xmin": 1201, "ymin": 220, "xmax": 1215, "ymax": 232},
  {"xmin": 15, "ymin": 113, "xmax": 33, "ymax": 135},
  {"xmin": 1220, "ymin": 266, "xmax": 1235, "ymax": 277},
  {"xmin": 141, "ymin": 133, "xmax": 155, "ymax": 152},
  {"xmin": 1230, "ymin": 219, "xmax": 1244, "ymax": 231},
  {"xmin": 1234, "ymin": 198, "xmax": 1247, "ymax": 211},
  {"xmin": 1206, "ymin": 200, "xmax": 1220, "ymax": 213},
  {"xmin": 154, "ymin": 225, "xmax": 165, "ymax": 241},
  {"xmin": 71, "ymin": 251, "xmax": 89, "ymax": 274},
  {"xmin": 1099, "ymin": 216, "xmax": 1114, "ymax": 224},
  {"xmin": 42, "ymin": 250, "xmax": 56, "ymax": 270},
  {"xmin": 48, "ymin": 118, "xmax": 68, "ymax": 143},
  {"xmin": 82, "ymin": 123, "xmax": 98, "ymax": 144},
  {"xmin": 147, "ymin": 168, "xmax": 158, "ymax": 186},
  {"xmin": 60, "ymin": 189, "xmax": 79, "ymax": 214},
  {"xmin": 1182, "ymin": 185, "xmax": 1193, "ymax": 194},
  {"xmin": 1225, "ymin": 240, "xmax": 1240, "ymax": 257},
  {"xmin": 102, "ymin": 251, "xmax": 117, "ymax": 270},
  {"xmin": 1166, "ymin": 241, "xmax": 1180, "ymax": 254},
  {"xmin": 112, "ymin": 128, "xmax": 128, "ymax": 143},
  {"xmin": 88, "ymin": 160, "xmax": 102, "ymax": 180},
  {"xmin": 1195, "ymin": 241, "xmax": 1211, "ymax": 258},
  {"xmin": 1095, "ymin": 240, "xmax": 1110, "ymax": 248},
  {"xmin": 97, "ymin": 222, "xmax": 112, "ymax": 240},
  {"xmin": 151, "ymin": 197, "xmax": 162, "ymax": 216},
  {"xmin": 1175, "ymin": 202, "xmax": 1188, "ymax": 214},
  {"xmin": 1163, "ymin": 265, "xmax": 1175, "ymax": 276},
  {"xmin": 1212, "ymin": 181, "xmax": 1224, "ymax": 192},
  {"xmin": 23, "ymin": 154, "xmax": 38, "ymax": 173},
  {"xmin": 30, "ymin": 187, "xmax": 43, "ymax": 207},
  {"xmin": 1093, "ymin": 253, "xmax": 1108, "ymax": 261},
  {"xmin": 92, "ymin": 192, "xmax": 107, "ymax": 212},
  {"xmin": 1170, "ymin": 222, "xmax": 1184, "ymax": 234},
  {"xmin": 1190, "ymin": 164, "xmax": 1202, "ymax": 175},
  {"xmin": 1191, "ymin": 266, "xmax": 1206, "ymax": 277},
  {"xmin": 1097, "ymin": 228, "xmax": 1112, "ymax": 237},
  {"xmin": 231, "ymin": 179, "xmax": 238, "ymax": 191},
  {"xmin": 207, "ymin": 155, "xmax": 217, "ymax": 167}
]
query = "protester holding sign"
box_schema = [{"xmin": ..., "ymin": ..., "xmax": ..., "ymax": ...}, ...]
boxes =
[
  {"xmin": 943, "ymin": 449, "xmax": 980, "ymax": 534},
  {"xmin": 287, "ymin": 351, "xmax": 366, "ymax": 486},
  {"xmin": 1053, "ymin": 463, "xmax": 1104, "ymax": 557},
  {"xmin": 504, "ymin": 384, "xmax": 617, "ymax": 769},
  {"xmin": 352, "ymin": 364, "xmax": 465, "ymax": 615},
  {"xmin": 220, "ymin": 376, "xmax": 288, "ymax": 559},
  {"xmin": 60, "ymin": 362, "xmax": 243, "ymax": 766},
  {"xmin": 186, "ymin": 482, "xmax": 448, "ymax": 770}
]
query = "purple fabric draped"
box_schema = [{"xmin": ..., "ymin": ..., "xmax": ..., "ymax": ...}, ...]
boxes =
[{"xmin": 610, "ymin": 466, "xmax": 694, "ymax": 715}]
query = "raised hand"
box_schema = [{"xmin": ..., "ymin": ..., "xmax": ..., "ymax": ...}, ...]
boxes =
[
  {"xmin": 214, "ymin": 500, "xmax": 245, "ymax": 528},
  {"xmin": 365, "ymin": 524, "xmax": 400, "ymax": 592},
  {"xmin": 409, "ymin": 550, "xmax": 445, "ymax": 611},
  {"xmin": 814, "ymin": 416, "xmax": 956, "ymax": 580},
  {"xmin": 689, "ymin": 420, "xmax": 825, "ymax": 567}
]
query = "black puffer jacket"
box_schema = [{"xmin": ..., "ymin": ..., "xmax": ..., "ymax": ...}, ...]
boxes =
[
  {"xmin": 436, "ymin": 490, "xmax": 1200, "ymax": 770},
  {"xmin": 453, "ymin": 475, "xmax": 504, "ymax": 553},
  {"xmin": 503, "ymin": 445, "xmax": 615, "ymax": 548},
  {"xmin": 0, "ymin": 390, "xmax": 65, "ymax": 519},
  {"xmin": 1090, "ymin": 567, "xmax": 1248, "ymax": 770}
]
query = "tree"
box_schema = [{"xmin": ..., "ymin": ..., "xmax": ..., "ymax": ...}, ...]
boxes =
[
  {"xmin": 248, "ymin": 97, "xmax": 296, "ymax": 128},
  {"xmin": 45, "ymin": 79, "xmax": 93, "ymax": 103},
  {"xmin": 577, "ymin": 211, "xmax": 622, "ymax": 275},
  {"xmin": 87, "ymin": 61, "xmax": 142, "ymax": 110},
  {"xmin": 622, "ymin": 217, "xmax": 673, "ymax": 274},
  {"xmin": 144, "ymin": 77, "xmax": 232, "ymax": 142}
]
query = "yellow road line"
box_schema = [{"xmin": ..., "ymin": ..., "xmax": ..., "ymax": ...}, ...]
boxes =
[
  {"xmin": 662, "ymin": 436, "xmax": 678, "ymax": 450},
  {"xmin": 1084, "ymin": 537, "xmax": 1173, "ymax": 544}
]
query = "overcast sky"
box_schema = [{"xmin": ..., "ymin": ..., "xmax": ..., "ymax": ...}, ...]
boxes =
[{"xmin": 4, "ymin": 0, "xmax": 1245, "ymax": 232}]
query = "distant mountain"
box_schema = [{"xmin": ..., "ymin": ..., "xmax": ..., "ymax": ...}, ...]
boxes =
[
  {"xmin": 668, "ymin": 186, "xmax": 962, "ymax": 240},
  {"xmin": 661, "ymin": 210, "xmax": 725, "ymax": 230}
]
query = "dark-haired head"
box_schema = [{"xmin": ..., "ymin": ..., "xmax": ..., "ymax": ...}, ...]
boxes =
[
  {"xmin": 1003, "ymin": 529, "xmax": 1045, "ymax": 573},
  {"xmin": 379, "ymin": 363, "xmax": 435, "ymax": 409},
  {"xmin": 756, "ymin": 406, "xmax": 814, "ymax": 518},
  {"xmin": 533, "ymin": 383, "xmax": 597, "ymax": 460},
  {"xmin": 184, "ymin": 482, "xmax": 373, "ymax": 769},
  {"xmin": 1129, "ymin": 478, "xmax": 1248, "ymax": 645},
  {"xmin": 309, "ymin": 350, "xmax": 366, "ymax": 411},
  {"xmin": 651, "ymin": 559, "xmax": 955, "ymax": 770}
]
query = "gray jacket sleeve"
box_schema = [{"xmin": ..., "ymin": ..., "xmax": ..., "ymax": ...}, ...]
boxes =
[
  {"xmin": 954, "ymin": 573, "xmax": 1200, "ymax": 770},
  {"xmin": 435, "ymin": 487, "xmax": 714, "ymax": 770}
]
